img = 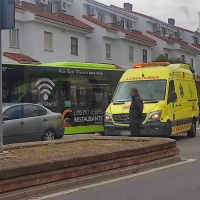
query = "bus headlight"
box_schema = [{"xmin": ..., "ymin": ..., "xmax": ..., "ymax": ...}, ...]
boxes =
[
  {"xmin": 104, "ymin": 113, "xmax": 112, "ymax": 122},
  {"xmin": 148, "ymin": 111, "xmax": 162, "ymax": 121}
]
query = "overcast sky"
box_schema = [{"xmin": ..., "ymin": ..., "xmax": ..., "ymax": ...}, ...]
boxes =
[{"xmin": 99, "ymin": 0, "xmax": 200, "ymax": 31}]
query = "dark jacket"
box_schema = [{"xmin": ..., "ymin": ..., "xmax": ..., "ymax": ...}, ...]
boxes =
[{"xmin": 129, "ymin": 95, "xmax": 144, "ymax": 120}]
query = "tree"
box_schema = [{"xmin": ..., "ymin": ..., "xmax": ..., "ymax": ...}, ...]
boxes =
[
  {"xmin": 153, "ymin": 54, "xmax": 187, "ymax": 64},
  {"xmin": 153, "ymin": 54, "xmax": 169, "ymax": 62},
  {"xmin": 153, "ymin": 54, "xmax": 195, "ymax": 74}
]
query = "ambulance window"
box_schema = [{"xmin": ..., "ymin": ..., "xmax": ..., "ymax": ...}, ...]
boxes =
[
  {"xmin": 168, "ymin": 80, "xmax": 175, "ymax": 104},
  {"xmin": 169, "ymin": 80, "xmax": 175, "ymax": 92}
]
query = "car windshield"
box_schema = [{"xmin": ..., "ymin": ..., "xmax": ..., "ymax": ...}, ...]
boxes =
[{"xmin": 112, "ymin": 80, "xmax": 167, "ymax": 102}]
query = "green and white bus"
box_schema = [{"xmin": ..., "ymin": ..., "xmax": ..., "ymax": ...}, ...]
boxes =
[{"xmin": 2, "ymin": 62, "xmax": 125, "ymax": 134}]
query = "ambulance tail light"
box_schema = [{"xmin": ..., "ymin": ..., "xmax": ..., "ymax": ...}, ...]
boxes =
[{"xmin": 132, "ymin": 62, "xmax": 170, "ymax": 69}]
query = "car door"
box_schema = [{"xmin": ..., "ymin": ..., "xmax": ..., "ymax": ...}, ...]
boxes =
[
  {"xmin": 23, "ymin": 104, "xmax": 49, "ymax": 142},
  {"xmin": 3, "ymin": 105, "xmax": 25, "ymax": 144},
  {"xmin": 174, "ymin": 80, "xmax": 185, "ymax": 125},
  {"xmin": 166, "ymin": 80, "xmax": 177, "ymax": 131}
]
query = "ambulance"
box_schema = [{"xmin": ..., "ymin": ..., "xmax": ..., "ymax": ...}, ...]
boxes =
[{"xmin": 104, "ymin": 62, "xmax": 199, "ymax": 137}]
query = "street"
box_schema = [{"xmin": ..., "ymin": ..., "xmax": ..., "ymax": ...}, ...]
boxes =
[{"xmin": 39, "ymin": 130, "xmax": 200, "ymax": 200}]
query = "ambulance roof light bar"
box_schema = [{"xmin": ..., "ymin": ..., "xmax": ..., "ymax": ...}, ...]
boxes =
[{"xmin": 132, "ymin": 62, "xmax": 170, "ymax": 69}]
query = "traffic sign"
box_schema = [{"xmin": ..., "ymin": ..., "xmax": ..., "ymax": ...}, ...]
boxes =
[{"xmin": 1, "ymin": 0, "xmax": 15, "ymax": 30}]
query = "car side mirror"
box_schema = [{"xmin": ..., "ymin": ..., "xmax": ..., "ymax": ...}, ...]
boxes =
[
  {"xmin": 169, "ymin": 91, "xmax": 177, "ymax": 103},
  {"xmin": 3, "ymin": 116, "xmax": 10, "ymax": 121}
]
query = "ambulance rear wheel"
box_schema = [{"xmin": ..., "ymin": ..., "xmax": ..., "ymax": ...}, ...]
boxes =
[{"xmin": 187, "ymin": 120, "xmax": 196, "ymax": 138}]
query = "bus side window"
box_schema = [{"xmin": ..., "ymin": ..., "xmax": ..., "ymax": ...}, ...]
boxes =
[
  {"xmin": 71, "ymin": 86, "xmax": 77, "ymax": 107},
  {"xmin": 80, "ymin": 87, "xmax": 86, "ymax": 106},
  {"xmin": 61, "ymin": 82, "xmax": 71, "ymax": 107}
]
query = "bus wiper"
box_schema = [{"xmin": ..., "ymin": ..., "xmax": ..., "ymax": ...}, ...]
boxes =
[
  {"xmin": 113, "ymin": 100, "xmax": 125, "ymax": 105},
  {"xmin": 143, "ymin": 100, "xmax": 159, "ymax": 103}
]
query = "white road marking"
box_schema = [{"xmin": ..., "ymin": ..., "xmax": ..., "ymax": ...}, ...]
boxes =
[{"xmin": 31, "ymin": 159, "xmax": 196, "ymax": 200}]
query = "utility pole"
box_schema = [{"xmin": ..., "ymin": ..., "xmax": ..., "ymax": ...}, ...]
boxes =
[{"xmin": 0, "ymin": 0, "xmax": 15, "ymax": 153}]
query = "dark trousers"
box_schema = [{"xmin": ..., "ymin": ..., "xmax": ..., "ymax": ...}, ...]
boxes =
[{"xmin": 129, "ymin": 119, "xmax": 142, "ymax": 136}]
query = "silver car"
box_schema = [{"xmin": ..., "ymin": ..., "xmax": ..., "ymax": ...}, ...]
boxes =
[{"xmin": 2, "ymin": 103, "xmax": 64, "ymax": 144}]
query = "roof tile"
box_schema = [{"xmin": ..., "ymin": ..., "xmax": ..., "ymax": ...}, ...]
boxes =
[
  {"xmin": 110, "ymin": 5, "xmax": 151, "ymax": 19},
  {"xmin": 147, "ymin": 31, "xmax": 174, "ymax": 44},
  {"xmin": 111, "ymin": 5, "xmax": 199, "ymax": 35},
  {"xmin": 83, "ymin": 15, "xmax": 156, "ymax": 44},
  {"xmin": 3, "ymin": 52, "xmax": 39, "ymax": 63},
  {"xmin": 17, "ymin": 2, "xmax": 93, "ymax": 31},
  {"xmin": 83, "ymin": 15, "xmax": 117, "ymax": 31},
  {"xmin": 147, "ymin": 31, "xmax": 200, "ymax": 53},
  {"xmin": 191, "ymin": 44, "xmax": 200, "ymax": 49}
]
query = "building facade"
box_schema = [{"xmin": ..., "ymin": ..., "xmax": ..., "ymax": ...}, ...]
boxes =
[
  {"xmin": 2, "ymin": 1, "xmax": 93, "ymax": 63},
  {"xmin": 2, "ymin": 0, "xmax": 200, "ymax": 74}
]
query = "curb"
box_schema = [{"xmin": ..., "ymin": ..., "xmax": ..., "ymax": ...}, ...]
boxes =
[
  {"xmin": 0, "ymin": 139, "xmax": 176, "ymax": 180},
  {"xmin": 0, "ymin": 147, "xmax": 179, "ymax": 194},
  {"xmin": 0, "ymin": 156, "xmax": 181, "ymax": 200}
]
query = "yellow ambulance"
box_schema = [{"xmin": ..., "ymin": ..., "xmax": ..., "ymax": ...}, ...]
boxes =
[{"xmin": 104, "ymin": 62, "xmax": 199, "ymax": 137}]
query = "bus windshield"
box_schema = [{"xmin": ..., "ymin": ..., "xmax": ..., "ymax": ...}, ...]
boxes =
[{"xmin": 113, "ymin": 80, "xmax": 166, "ymax": 102}]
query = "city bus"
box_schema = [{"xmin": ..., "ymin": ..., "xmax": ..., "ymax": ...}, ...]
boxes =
[{"xmin": 2, "ymin": 62, "xmax": 125, "ymax": 134}]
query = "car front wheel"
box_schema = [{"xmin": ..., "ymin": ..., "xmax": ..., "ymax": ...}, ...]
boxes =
[
  {"xmin": 42, "ymin": 130, "xmax": 55, "ymax": 141},
  {"xmin": 187, "ymin": 120, "xmax": 196, "ymax": 138}
]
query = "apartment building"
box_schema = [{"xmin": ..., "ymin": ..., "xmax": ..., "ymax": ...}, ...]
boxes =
[
  {"xmin": 111, "ymin": 4, "xmax": 200, "ymax": 73},
  {"xmin": 69, "ymin": 0, "xmax": 157, "ymax": 69},
  {"xmin": 3, "ymin": 0, "xmax": 200, "ymax": 74},
  {"xmin": 2, "ymin": 0, "xmax": 93, "ymax": 63}
]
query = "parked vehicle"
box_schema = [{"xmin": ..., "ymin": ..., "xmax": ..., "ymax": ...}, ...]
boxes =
[
  {"xmin": 2, "ymin": 103, "xmax": 64, "ymax": 144},
  {"xmin": 104, "ymin": 62, "xmax": 199, "ymax": 137}
]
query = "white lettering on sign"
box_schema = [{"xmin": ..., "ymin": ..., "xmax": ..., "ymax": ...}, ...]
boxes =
[
  {"xmin": 37, "ymin": 102, "xmax": 57, "ymax": 107},
  {"xmin": 74, "ymin": 116, "xmax": 103, "ymax": 123},
  {"xmin": 73, "ymin": 109, "xmax": 103, "ymax": 116},
  {"xmin": 58, "ymin": 68, "xmax": 103, "ymax": 75}
]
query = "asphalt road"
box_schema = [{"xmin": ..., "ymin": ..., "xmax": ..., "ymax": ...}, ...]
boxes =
[{"xmin": 43, "ymin": 131, "xmax": 200, "ymax": 200}]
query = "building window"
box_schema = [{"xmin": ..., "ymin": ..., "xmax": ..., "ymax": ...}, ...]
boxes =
[
  {"xmin": 129, "ymin": 46, "xmax": 134, "ymax": 61},
  {"xmin": 47, "ymin": 1, "xmax": 59, "ymax": 13},
  {"xmin": 44, "ymin": 31, "xmax": 53, "ymax": 51},
  {"xmin": 161, "ymin": 27, "xmax": 166, "ymax": 36},
  {"xmin": 121, "ymin": 20, "xmax": 125, "ymax": 28},
  {"xmin": 190, "ymin": 58, "xmax": 193, "ymax": 68},
  {"xmin": 98, "ymin": 13, "xmax": 105, "ymax": 23},
  {"xmin": 194, "ymin": 37, "xmax": 199, "ymax": 45},
  {"xmin": 169, "ymin": 33, "xmax": 173, "ymax": 38},
  {"xmin": 71, "ymin": 37, "xmax": 78, "ymax": 55},
  {"xmin": 9, "ymin": 29, "xmax": 19, "ymax": 48},
  {"xmin": 106, "ymin": 43, "xmax": 111, "ymax": 59},
  {"xmin": 165, "ymin": 53, "xmax": 168, "ymax": 59},
  {"xmin": 181, "ymin": 55, "xmax": 185, "ymax": 62},
  {"xmin": 143, "ymin": 49, "xmax": 147, "ymax": 63}
]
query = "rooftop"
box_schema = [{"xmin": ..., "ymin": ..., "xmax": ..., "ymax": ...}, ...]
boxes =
[
  {"xmin": 3, "ymin": 52, "xmax": 40, "ymax": 64},
  {"xmin": 15, "ymin": 2, "xmax": 93, "ymax": 31},
  {"xmin": 111, "ymin": 5, "xmax": 198, "ymax": 34},
  {"xmin": 83, "ymin": 15, "xmax": 156, "ymax": 44},
  {"xmin": 191, "ymin": 44, "xmax": 200, "ymax": 49},
  {"xmin": 147, "ymin": 31, "xmax": 200, "ymax": 53}
]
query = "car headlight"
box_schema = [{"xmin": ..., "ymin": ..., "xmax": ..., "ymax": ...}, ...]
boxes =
[
  {"xmin": 148, "ymin": 111, "xmax": 162, "ymax": 121},
  {"xmin": 104, "ymin": 113, "xmax": 112, "ymax": 122}
]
